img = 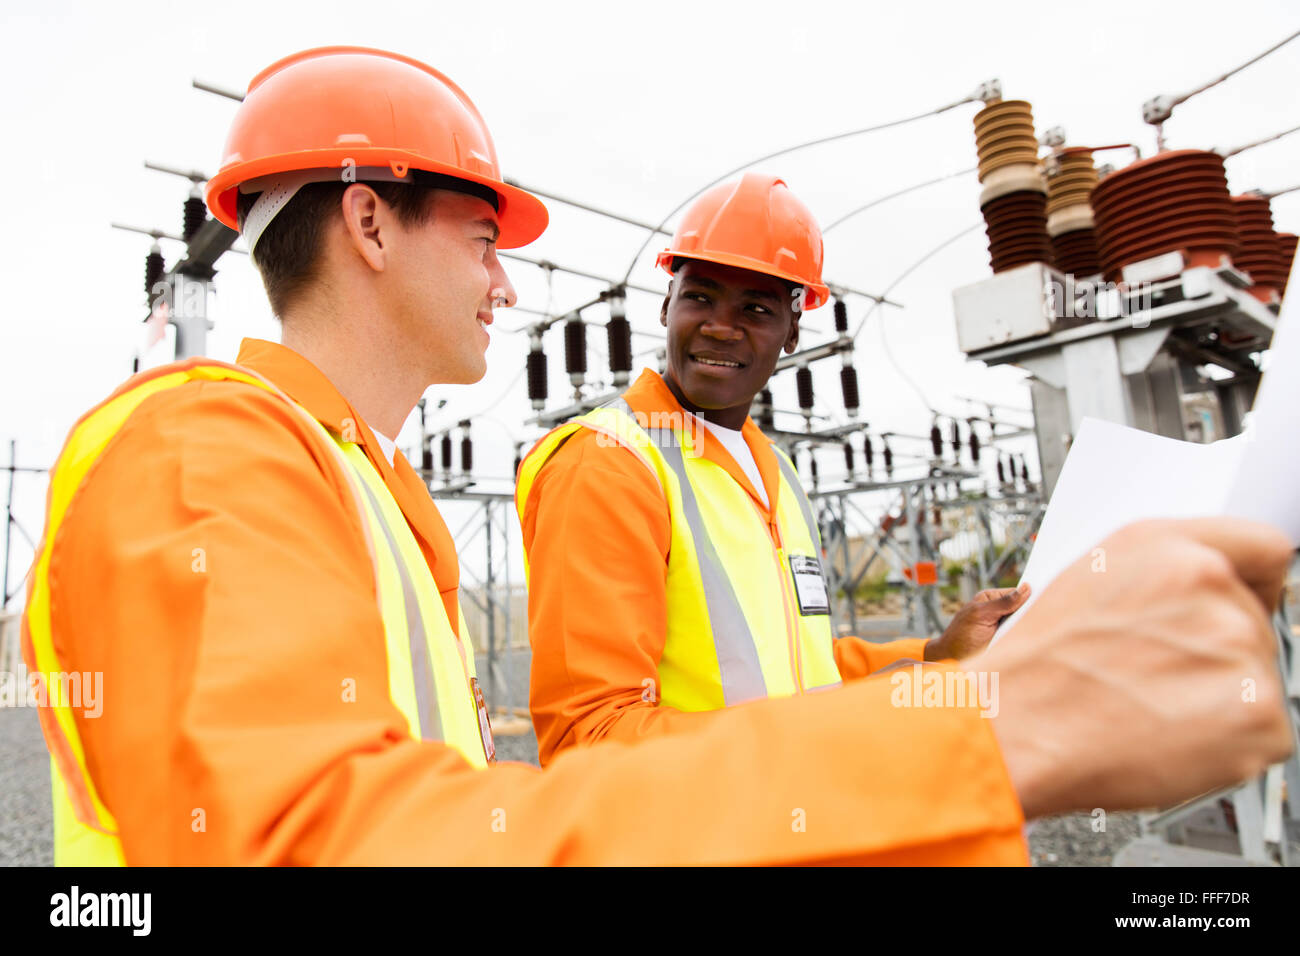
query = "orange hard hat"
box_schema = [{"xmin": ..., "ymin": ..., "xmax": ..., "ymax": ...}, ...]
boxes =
[
  {"xmin": 656, "ymin": 173, "xmax": 829, "ymax": 310},
  {"xmin": 205, "ymin": 47, "xmax": 547, "ymax": 249}
]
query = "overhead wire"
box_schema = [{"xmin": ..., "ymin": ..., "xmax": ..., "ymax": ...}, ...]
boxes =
[{"xmin": 620, "ymin": 91, "xmax": 992, "ymax": 285}]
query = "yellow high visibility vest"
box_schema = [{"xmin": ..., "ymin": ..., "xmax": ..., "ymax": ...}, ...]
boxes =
[
  {"xmin": 21, "ymin": 361, "xmax": 492, "ymax": 866},
  {"xmin": 517, "ymin": 398, "xmax": 841, "ymax": 712}
]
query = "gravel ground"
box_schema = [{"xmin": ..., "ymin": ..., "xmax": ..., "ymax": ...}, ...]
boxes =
[
  {"xmin": 0, "ymin": 707, "xmax": 53, "ymax": 866},
  {"xmin": 1027, "ymin": 812, "xmax": 1142, "ymax": 866}
]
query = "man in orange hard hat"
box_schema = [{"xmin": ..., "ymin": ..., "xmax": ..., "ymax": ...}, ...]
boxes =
[
  {"xmin": 23, "ymin": 48, "xmax": 1293, "ymax": 866},
  {"xmin": 517, "ymin": 173, "xmax": 1033, "ymax": 765},
  {"xmin": 515, "ymin": 172, "xmax": 1293, "ymax": 820}
]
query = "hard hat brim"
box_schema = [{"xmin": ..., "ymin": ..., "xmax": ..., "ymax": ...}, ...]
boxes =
[
  {"xmin": 656, "ymin": 249, "xmax": 830, "ymax": 310},
  {"xmin": 206, "ymin": 147, "xmax": 548, "ymax": 249}
]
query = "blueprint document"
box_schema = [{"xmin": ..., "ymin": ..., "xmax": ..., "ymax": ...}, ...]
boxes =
[{"xmin": 992, "ymin": 273, "xmax": 1300, "ymax": 647}]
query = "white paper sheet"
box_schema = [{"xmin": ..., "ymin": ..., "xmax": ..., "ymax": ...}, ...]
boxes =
[{"xmin": 992, "ymin": 257, "xmax": 1300, "ymax": 646}]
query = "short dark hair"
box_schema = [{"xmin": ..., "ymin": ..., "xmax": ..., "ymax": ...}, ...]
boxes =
[{"xmin": 236, "ymin": 180, "xmax": 439, "ymax": 318}]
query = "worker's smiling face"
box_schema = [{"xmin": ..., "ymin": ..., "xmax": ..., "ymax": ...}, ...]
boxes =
[
  {"xmin": 387, "ymin": 190, "xmax": 515, "ymax": 386},
  {"xmin": 661, "ymin": 259, "xmax": 801, "ymax": 428}
]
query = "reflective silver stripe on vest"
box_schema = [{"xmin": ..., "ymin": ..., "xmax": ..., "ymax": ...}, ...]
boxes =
[
  {"xmin": 774, "ymin": 451, "xmax": 825, "ymax": 572},
  {"xmin": 354, "ymin": 475, "xmax": 443, "ymax": 742},
  {"xmin": 640, "ymin": 417, "xmax": 768, "ymax": 706}
]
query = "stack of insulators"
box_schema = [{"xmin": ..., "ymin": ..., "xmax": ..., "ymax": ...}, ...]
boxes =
[
  {"xmin": 145, "ymin": 247, "xmax": 165, "ymax": 296},
  {"xmin": 974, "ymin": 99, "xmax": 1052, "ymax": 273},
  {"xmin": 526, "ymin": 345, "xmax": 548, "ymax": 409},
  {"xmin": 795, "ymin": 366, "xmax": 814, "ymax": 421},
  {"xmin": 1276, "ymin": 233, "xmax": 1298, "ymax": 297},
  {"xmin": 607, "ymin": 315, "xmax": 632, "ymax": 381},
  {"xmin": 564, "ymin": 316, "xmax": 587, "ymax": 386},
  {"xmin": 1230, "ymin": 195, "xmax": 1288, "ymax": 304},
  {"xmin": 183, "ymin": 195, "xmax": 207, "ymax": 242},
  {"xmin": 843, "ymin": 439, "xmax": 854, "ymax": 475},
  {"xmin": 460, "ymin": 422, "xmax": 473, "ymax": 474},
  {"xmin": 755, "ymin": 388, "xmax": 775, "ymax": 430},
  {"xmin": 1090, "ymin": 150, "xmax": 1238, "ymax": 282},
  {"xmin": 1045, "ymin": 148, "xmax": 1101, "ymax": 276},
  {"xmin": 840, "ymin": 366, "xmax": 859, "ymax": 416},
  {"xmin": 833, "ymin": 300, "xmax": 848, "ymax": 334},
  {"xmin": 440, "ymin": 433, "xmax": 453, "ymax": 473}
]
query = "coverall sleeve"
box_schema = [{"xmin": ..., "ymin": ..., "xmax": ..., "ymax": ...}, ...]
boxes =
[
  {"xmin": 53, "ymin": 383, "xmax": 1027, "ymax": 865},
  {"xmin": 833, "ymin": 635, "xmax": 933, "ymax": 680},
  {"xmin": 519, "ymin": 431, "xmax": 730, "ymax": 767}
]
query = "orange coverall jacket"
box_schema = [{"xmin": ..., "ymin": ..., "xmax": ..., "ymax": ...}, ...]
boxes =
[
  {"xmin": 43, "ymin": 339, "xmax": 1027, "ymax": 864},
  {"xmin": 520, "ymin": 370, "xmax": 946, "ymax": 765}
]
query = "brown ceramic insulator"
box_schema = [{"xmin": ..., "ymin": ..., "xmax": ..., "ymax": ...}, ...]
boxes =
[
  {"xmin": 974, "ymin": 100, "xmax": 1040, "ymax": 183},
  {"xmin": 1051, "ymin": 227, "xmax": 1102, "ymax": 276},
  {"xmin": 1090, "ymin": 149, "xmax": 1238, "ymax": 279},
  {"xmin": 1045, "ymin": 149, "xmax": 1099, "ymax": 216},
  {"xmin": 1276, "ymin": 232, "xmax": 1298, "ymax": 296},
  {"xmin": 1230, "ymin": 195, "xmax": 1287, "ymax": 292},
  {"xmin": 981, "ymin": 189, "xmax": 1052, "ymax": 272}
]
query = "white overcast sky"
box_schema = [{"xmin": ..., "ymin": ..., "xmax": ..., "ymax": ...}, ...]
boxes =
[{"xmin": 2, "ymin": 0, "xmax": 1298, "ymax": 599}]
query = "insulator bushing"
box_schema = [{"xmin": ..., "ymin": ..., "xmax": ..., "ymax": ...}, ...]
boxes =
[
  {"xmin": 1090, "ymin": 149, "xmax": 1237, "ymax": 282},
  {"xmin": 839, "ymin": 365, "xmax": 860, "ymax": 415},
  {"xmin": 1051, "ymin": 228, "xmax": 1103, "ymax": 277},
  {"xmin": 1045, "ymin": 149, "xmax": 1099, "ymax": 218},
  {"xmin": 183, "ymin": 196, "xmax": 206, "ymax": 242},
  {"xmin": 930, "ymin": 423, "xmax": 943, "ymax": 458},
  {"xmin": 969, "ymin": 425, "xmax": 981, "ymax": 464},
  {"xmin": 1231, "ymin": 195, "xmax": 1287, "ymax": 302},
  {"xmin": 145, "ymin": 249, "xmax": 165, "ymax": 296},
  {"xmin": 421, "ymin": 442, "xmax": 433, "ymax": 473},
  {"xmin": 982, "ymin": 189, "xmax": 1053, "ymax": 273},
  {"xmin": 843, "ymin": 440, "xmax": 854, "ymax": 474},
  {"xmin": 810, "ymin": 456, "xmax": 819, "ymax": 486},
  {"xmin": 863, "ymin": 435, "xmax": 874, "ymax": 470},
  {"xmin": 526, "ymin": 346, "xmax": 548, "ymax": 406},
  {"xmin": 974, "ymin": 100, "xmax": 1041, "ymax": 182},
  {"xmin": 460, "ymin": 433, "xmax": 473, "ymax": 474},
  {"xmin": 564, "ymin": 316, "xmax": 587, "ymax": 384},
  {"xmin": 883, "ymin": 442, "xmax": 893, "ymax": 473},
  {"xmin": 833, "ymin": 299, "xmax": 848, "ymax": 334},
  {"xmin": 996, "ymin": 456, "xmax": 1006, "ymax": 484},
  {"xmin": 1278, "ymin": 232, "xmax": 1298, "ymax": 297},
  {"xmin": 795, "ymin": 366, "xmax": 814, "ymax": 417},
  {"xmin": 607, "ymin": 316, "xmax": 633, "ymax": 378},
  {"xmin": 755, "ymin": 388, "xmax": 775, "ymax": 430},
  {"xmin": 950, "ymin": 420, "xmax": 961, "ymax": 458},
  {"xmin": 440, "ymin": 433, "xmax": 453, "ymax": 472}
]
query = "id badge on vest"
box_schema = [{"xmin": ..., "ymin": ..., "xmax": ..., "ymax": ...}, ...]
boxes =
[
  {"xmin": 789, "ymin": 555, "xmax": 830, "ymax": 616},
  {"xmin": 470, "ymin": 677, "xmax": 496, "ymax": 764}
]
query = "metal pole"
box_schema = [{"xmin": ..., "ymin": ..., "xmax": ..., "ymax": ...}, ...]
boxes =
[
  {"xmin": 3, "ymin": 441, "xmax": 14, "ymax": 609},
  {"xmin": 484, "ymin": 499, "xmax": 497, "ymax": 708}
]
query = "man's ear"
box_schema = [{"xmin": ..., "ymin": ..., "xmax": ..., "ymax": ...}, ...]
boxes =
[
  {"xmin": 784, "ymin": 313, "xmax": 801, "ymax": 353},
  {"xmin": 340, "ymin": 184, "xmax": 386, "ymax": 272},
  {"xmin": 660, "ymin": 287, "xmax": 671, "ymax": 327}
]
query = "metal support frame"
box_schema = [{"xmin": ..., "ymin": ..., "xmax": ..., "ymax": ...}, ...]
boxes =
[
  {"xmin": 427, "ymin": 487, "xmax": 523, "ymax": 715},
  {"xmin": 812, "ymin": 472, "xmax": 1043, "ymax": 640},
  {"xmin": 955, "ymin": 263, "xmax": 1276, "ymax": 496}
]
